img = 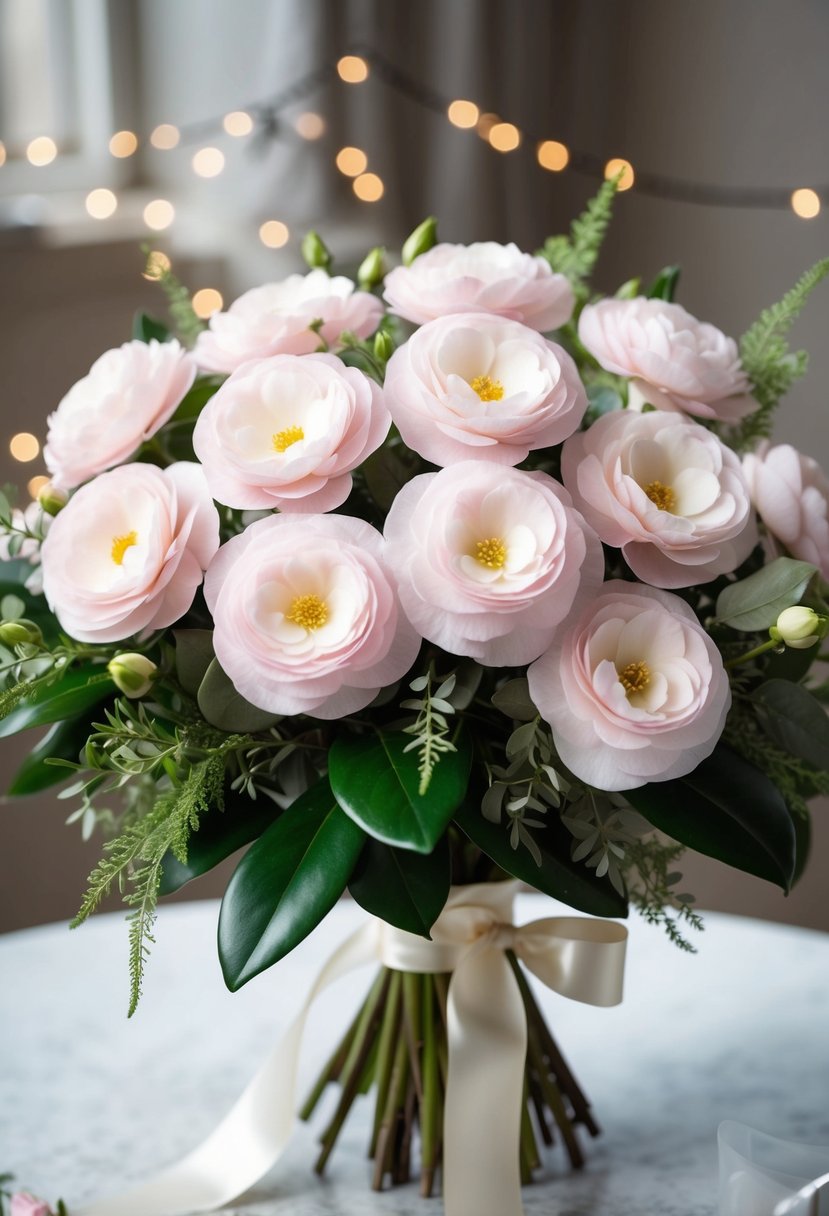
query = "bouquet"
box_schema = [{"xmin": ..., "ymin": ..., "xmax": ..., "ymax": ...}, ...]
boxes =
[{"xmin": 3, "ymin": 180, "xmax": 829, "ymax": 1214}]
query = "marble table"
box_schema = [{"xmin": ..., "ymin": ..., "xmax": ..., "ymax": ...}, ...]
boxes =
[{"xmin": 2, "ymin": 896, "xmax": 828, "ymax": 1215}]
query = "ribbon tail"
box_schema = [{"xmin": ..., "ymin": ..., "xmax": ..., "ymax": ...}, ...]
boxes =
[{"xmin": 75, "ymin": 920, "xmax": 381, "ymax": 1216}]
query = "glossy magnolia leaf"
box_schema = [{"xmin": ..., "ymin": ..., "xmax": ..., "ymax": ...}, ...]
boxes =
[
  {"xmin": 197, "ymin": 658, "xmax": 281, "ymax": 733},
  {"xmin": 8, "ymin": 714, "xmax": 98, "ymax": 796},
  {"xmin": 646, "ymin": 265, "xmax": 681, "ymax": 301},
  {"xmin": 454, "ymin": 800, "xmax": 628, "ymax": 919},
  {"xmin": 174, "ymin": 629, "xmax": 215, "ymax": 698},
  {"xmin": 715, "ymin": 558, "xmax": 816, "ymax": 632},
  {"xmin": 755, "ymin": 679, "xmax": 829, "ymax": 771},
  {"xmin": 159, "ymin": 785, "xmax": 278, "ymax": 895},
  {"xmin": 491, "ymin": 678, "xmax": 538, "ymax": 722},
  {"xmin": 626, "ymin": 744, "xmax": 796, "ymax": 891},
  {"xmin": 0, "ymin": 667, "xmax": 114, "ymax": 738},
  {"xmin": 132, "ymin": 312, "xmax": 170, "ymax": 343},
  {"xmin": 349, "ymin": 834, "xmax": 451, "ymax": 938},
  {"xmin": 328, "ymin": 730, "xmax": 472, "ymax": 854},
  {"xmin": 218, "ymin": 778, "xmax": 365, "ymax": 991}
]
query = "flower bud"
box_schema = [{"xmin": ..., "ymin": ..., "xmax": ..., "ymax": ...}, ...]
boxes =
[
  {"xmin": 108, "ymin": 653, "xmax": 157, "ymax": 698},
  {"xmin": 373, "ymin": 329, "xmax": 394, "ymax": 363},
  {"xmin": 0, "ymin": 619, "xmax": 42, "ymax": 647},
  {"xmin": 769, "ymin": 606, "xmax": 826, "ymax": 649},
  {"xmin": 37, "ymin": 480, "xmax": 68, "ymax": 517},
  {"xmin": 301, "ymin": 230, "xmax": 332, "ymax": 271},
  {"xmin": 401, "ymin": 216, "xmax": 438, "ymax": 266},
  {"xmin": 357, "ymin": 245, "xmax": 387, "ymax": 290}
]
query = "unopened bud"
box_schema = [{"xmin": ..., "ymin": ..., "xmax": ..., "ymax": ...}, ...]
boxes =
[
  {"xmin": 0, "ymin": 619, "xmax": 42, "ymax": 647},
  {"xmin": 357, "ymin": 245, "xmax": 387, "ymax": 290},
  {"xmin": 301, "ymin": 230, "xmax": 332, "ymax": 271},
  {"xmin": 108, "ymin": 653, "xmax": 157, "ymax": 698},
  {"xmin": 37, "ymin": 480, "xmax": 68, "ymax": 516},
  {"xmin": 401, "ymin": 216, "xmax": 438, "ymax": 266},
  {"xmin": 769, "ymin": 606, "xmax": 826, "ymax": 649},
  {"xmin": 373, "ymin": 330, "xmax": 394, "ymax": 363}
]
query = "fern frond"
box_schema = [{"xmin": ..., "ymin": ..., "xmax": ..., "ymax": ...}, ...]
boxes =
[
  {"xmin": 142, "ymin": 244, "xmax": 204, "ymax": 346},
  {"xmin": 538, "ymin": 176, "xmax": 619, "ymax": 303}
]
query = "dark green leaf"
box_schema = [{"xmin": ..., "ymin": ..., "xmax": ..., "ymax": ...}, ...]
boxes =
[
  {"xmin": 217, "ymin": 778, "xmax": 365, "ymax": 990},
  {"xmin": 132, "ymin": 312, "xmax": 171, "ymax": 343},
  {"xmin": 646, "ymin": 265, "xmax": 681, "ymax": 301},
  {"xmin": 168, "ymin": 376, "xmax": 224, "ymax": 423},
  {"xmin": 174, "ymin": 629, "xmax": 215, "ymax": 697},
  {"xmin": 159, "ymin": 784, "xmax": 278, "ymax": 894},
  {"xmin": 361, "ymin": 444, "xmax": 422, "ymax": 511},
  {"xmin": 626, "ymin": 744, "xmax": 796, "ymax": 891},
  {"xmin": 328, "ymin": 730, "xmax": 472, "ymax": 854},
  {"xmin": 755, "ymin": 680, "xmax": 829, "ymax": 771},
  {"xmin": 349, "ymin": 834, "xmax": 451, "ymax": 938},
  {"xmin": 197, "ymin": 658, "xmax": 281, "ymax": 733},
  {"xmin": 7, "ymin": 713, "xmax": 99, "ymax": 796},
  {"xmin": 0, "ymin": 666, "xmax": 114, "ymax": 738},
  {"xmin": 715, "ymin": 558, "xmax": 816, "ymax": 632},
  {"xmin": 491, "ymin": 678, "xmax": 538, "ymax": 722},
  {"xmin": 585, "ymin": 384, "xmax": 624, "ymax": 420}
]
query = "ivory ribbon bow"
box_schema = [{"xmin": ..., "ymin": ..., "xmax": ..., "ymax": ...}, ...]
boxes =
[{"xmin": 76, "ymin": 882, "xmax": 627, "ymax": 1216}]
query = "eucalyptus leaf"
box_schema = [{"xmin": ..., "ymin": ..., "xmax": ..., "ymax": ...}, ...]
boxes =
[
  {"xmin": 755, "ymin": 680, "xmax": 829, "ymax": 771},
  {"xmin": 1, "ymin": 594, "xmax": 26, "ymax": 621},
  {"xmin": 197, "ymin": 658, "xmax": 281, "ymax": 733},
  {"xmin": 715, "ymin": 557, "xmax": 817, "ymax": 632},
  {"xmin": 349, "ymin": 834, "xmax": 451, "ymax": 938},
  {"xmin": 174, "ymin": 629, "xmax": 215, "ymax": 697},
  {"xmin": 585, "ymin": 384, "xmax": 624, "ymax": 419},
  {"xmin": 491, "ymin": 678, "xmax": 538, "ymax": 722}
]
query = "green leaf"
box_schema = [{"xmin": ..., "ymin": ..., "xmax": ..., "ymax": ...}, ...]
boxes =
[
  {"xmin": 491, "ymin": 678, "xmax": 538, "ymax": 722},
  {"xmin": 585, "ymin": 384, "xmax": 624, "ymax": 420},
  {"xmin": 349, "ymin": 834, "xmax": 451, "ymax": 938},
  {"xmin": 0, "ymin": 594, "xmax": 26, "ymax": 621},
  {"xmin": 455, "ymin": 799, "xmax": 627, "ymax": 918},
  {"xmin": 159, "ymin": 784, "xmax": 278, "ymax": 894},
  {"xmin": 755, "ymin": 680, "xmax": 829, "ymax": 771},
  {"xmin": 625, "ymin": 744, "xmax": 796, "ymax": 892},
  {"xmin": 715, "ymin": 557, "xmax": 816, "ymax": 632},
  {"xmin": 197, "ymin": 658, "xmax": 281, "ymax": 733},
  {"xmin": 132, "ymin": 312, "xmax": 171, "ymax": 343},
  {"xmin": 646, "ymin": 265, "xmax": 681, "ymax": 301},
  {"xmin": 174, "ymin": 628, "xmax": 215, "ymax": 697},
  {"xmin": 7, "ymin": 713, "xmax": 99, "ymax": 796},
  {"xmin": 791, "ymin": 809, "xmax": 811, "ymax": 887},
  {"xmin": 0, "ymin": 666, "xmax": 114, "ymax": 737},
  {"xmin": 329, "ymin": 730, "xmax": 472, "ymax": 854},
  {"xmin": 169, "ymin": 376, "xmax": 224, "ymax": 422},
  {"xmin": 217, "ymin": 778, "xmax": 365, "ymax": 990},
  {"xmin": 361, "ymin": 444, "xmax": 421, "ymax": 511}
]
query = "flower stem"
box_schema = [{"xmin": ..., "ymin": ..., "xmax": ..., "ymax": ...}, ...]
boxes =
[{"xmin": 725, "ymin": 637, "xmax": 780, "ymax": 669}]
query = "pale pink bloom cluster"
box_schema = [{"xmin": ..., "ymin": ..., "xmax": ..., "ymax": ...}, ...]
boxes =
[
  {"xmin": 41, "ymin": 463, "xmax": 219, "ymax": 643},
  {"xmin": 384, "ymin": 462, "xmax": 603, "ymax": 666},
  {"xmin": 562, "ymin": 410, "xmax": 757, "ymax": 588},
  {"xmin": 579, "ymin": 298, "xmax": 756, "ymax": 422},
  {"xmin": 10, "ymin": 1193, "xmax": 52, "ymax": 1216},
  {"xmin": 383, "ymin": 241, "xmax": 574, "ymax": 332},
  {"xmin": 193, "ymin": 270, "xmax": 384, "ymax": 374},
  {"xmin": 204, "ymin": 513, "xmax": 421, "ymax": 719},
  {"xmin": 743, "ymin": 442, "xmax": 829, "ymax": 580},
  {"xmin": 528, "ymin": 581, "xmax": 731, "ymax": 790},
  {"xmin": 44, "ymin": 339, "xmax": 195, "ymax": 489},
  {"xmin": 193, "ymin": 353, "xmax": 390, "ymax": 513},
  {"xmin": 383, "ymin": 313, "xmax": 587, "ymax": 466}
]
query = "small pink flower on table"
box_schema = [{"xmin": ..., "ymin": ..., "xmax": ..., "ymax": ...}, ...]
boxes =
[
  {"xmin": 44, "ymin": 339, "xmax": 195, "ymax": 489},
  {"xmin": 193, "ymin": 353, "xmax": 390, "ymax": 513},
  {"xmin": 40, "ymin": 462, "xmax": 219, "ymax": 643},
  {"xmin": 384, "ymin": 461, "xmax": 604, "ymax": 666},
  {"xmin": 383, "ymin": 240, "xmax": 574, "ymax": 331},
  {"xmin": 204, "ymin": 514, "xmax": 421, "ymax": 720},
  {"xmin": 10, "ymin": 1193, "xmax": 52, "ymax": 1216},
  {"xmin": 742, "ymin": 442, "xmax": 829, "ymax": 580},
  {"xmin": 193, "ymin": 270, "xmax": 384, "ymax": 374},
  {"xmin": 561, "ymin": 409, "xmax": 757, "ymax": 588},
  {"xmin": 578, "ymin": 297, "xmax": 756, "ymax": 422},
  {"xmin": 528, "ymin": 581, "xmax": 730, "ymax": 791},
  {"xmin": 383, "ymin": 312, "xmax": 587, "ymax": 466}
]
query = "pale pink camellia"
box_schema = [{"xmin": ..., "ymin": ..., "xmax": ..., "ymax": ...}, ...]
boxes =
[
  {"xmin": 383, "ymin": 312, "xmax": 587, "ymax": 467},
  {"xmin": 193, "ymin": 353, "xmax": 390, "ymax": 513},
  {"xmin": 578, "ymin": 297, "xmax": 756, "ymax": 422},
  {"xmin": 40, "ymin": 462, "xmax": 219, "ymax": 643},
  {"xmin": 193, "ymin": 270, "xmax": 384, "ymax": 374},
  {"xmin": 743, "ymin": 442, "xmax": 829, "ymax": 580},
  {"xmin": 10, "ymin": 1193, "xmax": 52, "ymax": 1216},
  {"xmin": 44, "ymin": 339, "xmax": 195, "ymax": 489},
  {"xmin": 383, "ymin": 241, "xmax": 574, "ymax": 331},
  {"xmin": 384, "ymin": 461, "xmax": 604, "ymax": 666},
  {"xmin": 561, "ymin": 410, "xmax": 757, "ymax": 588},
  {"xmin": 204, "ymin": 513, "xmax": 421, "ymax": 720},
  {"xmin": 528, "ymin": 580, "xmax": 731, "ymax": 791}
]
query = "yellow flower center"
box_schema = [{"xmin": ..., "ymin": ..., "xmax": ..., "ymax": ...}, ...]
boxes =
[
  {"xmin": 273, "ymin": 425, "xmax": 305, "ymax": 452},
  {"xmin": 285, "ymin": 593, "xmax": 328, "ymax": 630},
  {"xmin": 469, "ymin": 374, "xmax": 505, "ymax": 402},
  {"xmin": 111, "ymin": 531, "xmax": 138, "ymax": 565},
  {"xmin": 618, "ymin": 660, "xmax": 651, "ymax": 696},
  {"xmin": 474, "ymin": 537, "xmax": 507, "ymax": 569},
  {"xmin": 643, "ymin": 480, "xmax": 677, "ymax": 513}
]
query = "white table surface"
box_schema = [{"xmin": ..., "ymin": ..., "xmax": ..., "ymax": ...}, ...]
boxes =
[{"xmin": 2, "ymin": 895, "xmax": 828, "ymax": 1215}]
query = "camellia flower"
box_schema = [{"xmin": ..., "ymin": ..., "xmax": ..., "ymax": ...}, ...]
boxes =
[
  {"xmin": 742, "ymin": 442, "xmax": 829, "ymax": 580},
  {"xmin": 383, "ymin": 312, "xmax": 587, "ymax": 466},
  {"xmin": 44, "ymin": 339, "xmax": 195, "ymax": 489},
  {"xmin": 383, "ymin": 241, "xmax": 574, "ymax": 331},
  {"xmin": 204, "ymin": 513, "xmax": 421, "ymax": 719},
  {"xmin": 193, "ymin": 353, "xmax": 390, "ymax": 513},
  {"xmin": 10, "ymin": 1193, "xmax": 53, "ymax": 1216},
  {"xmin": 40, "ymin": 463, "xmax": 219, "ymax": 643},
  {"xmin": 528, "ymin": 580, "xmax": 730, "ymax": 791},
  {"xmin": 561, "ymin": 410, "xmax": 757, "ymax": 588},
  {"xmin": 384, "ymin": 461, "xmax": 604, "ymax": 666},
  {"xmin": 578, "ymin": 297, "xmax": 756, "ymax": 422},
  {"xmin": 193, "ymin": 270, "xmax": 384, "ymax": 374}
]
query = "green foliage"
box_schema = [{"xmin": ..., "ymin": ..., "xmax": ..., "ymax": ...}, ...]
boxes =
[
  {"xmin": 349, "ymin": 834, "xmax": 451, "ymax": 939},
  {"xmin": 723, "ymin": 695, "xmax": 829, "ymax": 818},
  {"xmin": 0, "ymin": 664, "xmax": 114, "ymax": 737},
  {"xmin": 8, "ymin": 713, "xmax": 98, "ymax": 796},
  {"xmin": 561, "ymin": 794, "xmax": 642, "ymax": 897},
  {"xmin": 715, "ymin": 557, "xmax": 817, "ymax": 632},
  {"xmin": 159, "ymin": 781, "xmax": 279, "ymax": 894},
  {"xmin": 482, "ymin": 717, "xmax": 568, "ymax": 864},
  {"xmin": 400, "ymin": 668, "xmax": 458, "ymax": 795},
  {"xmin": 141, "ymin": 243, "xmax": 204, "ymax": 346},
  {"xmin": 197, "ymin": 657, "xmax": 282, "ymax": 732},
  {"xmin": 538, "ymin": 176, "xmax": 619, "ymax": 304},
  {"xmin": 132, "ymin": 311, "xmax": 171, "ymax": 343},
  {"xmin": 646, "ymin": 265, "xmax": 681, "ymax": 301},
  {"xmin": 755, "ymin": 679, "xmax": 829, "ymax": 770},
  {"xmin": 622, "ymin": 838, "xmax": 704, "ymax": 952}
]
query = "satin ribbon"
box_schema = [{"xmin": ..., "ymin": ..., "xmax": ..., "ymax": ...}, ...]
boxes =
[{"xmin": 75, "ymin": 882, "xmax": 627, "ymax": 1216}]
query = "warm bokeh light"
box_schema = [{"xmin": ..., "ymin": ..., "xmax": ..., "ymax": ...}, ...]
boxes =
[
  {"xmin": 223, "ymin": 110, "xmax": 254, "ymax": 137},
  {"xmin": 488, "ymin": 122, "xmax": 521, "ymax": 152},
  {"xmin": 295, "ymin": 111, "xmax": 326, "ymax": 140},
  {"xmin": 537, "ymin": 140, "xmax": 570, "ymax": 171},
  {"xmin": 109, "ymin": 130, "xmax": 138, "ymax": 158},
  {"xmin": 476, "ymin": 112, "xmax": 500, "ymax": 138},
  {"xmin": 353, "ymin": 172, "xmax": 384, "ymax": 202},
  {"xmin": 0, "ymin": 142, "xmax": 6, "ymax": 168},
  {"xmin": 10, "ymin": 433, "xmax": 40, "ymax": 463},
  {"xmin": 337, "ymin": 55, "xmax": 369, "ymax": 83},
  {"xmin": 259, "ymin": 220, "xmax": 290, "ymax": 248},
  {"xmin": 605, "ymin": 157, "xmax": 635, "ymax": 190},
  {"xmin": 150, "ymin": 123, "xmax": 180, "ymax": 150},
  {"xmin": 85, "ymin": 188, "xmax": 118, "ymax": 219},
  {"xmin": 192, "ymin": 147, "xmax": 225, "ymax": 177},
  {"xmin": 447, "ymin": 99, "xmax": 480, "ymax": 129},
  {"xmin": 791, "ymin": 188, "xmax": 821, "ymax": 219},
  {"xmin": 26, "ymin": 136, "xmax": 57, "ymax": 166},
  {"xmin": 143, "ymin": 199, "xmax": 175, "ymax": 230},
  {"xmin": 192, "ymin": 288, "xmax": 224, "ymax": 318},
  {"xmin": 27, "ymin": 475, "xmax": 50, "ymax": 500},
  {"xmin": 142, "ymin": 250, "xmax": 172, "ymax": 280},
  {"xmin": 336, "ymin": 146, "xmax": 368, "ymax": 177}
]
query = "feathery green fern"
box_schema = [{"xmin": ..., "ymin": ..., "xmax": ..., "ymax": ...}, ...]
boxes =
[
  {"xmin": 142, "ymin": 243, "xmax": 204, "ymax": 346},
  {"xmin": 538, "ymin": 176, "xmax": 619, "ymax": 304}
]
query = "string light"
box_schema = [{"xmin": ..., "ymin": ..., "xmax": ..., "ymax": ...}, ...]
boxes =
[
  {"xmin": 192, "ymin": 288, "xmax": 223, "ymax": 318},
  {"xmin": 0, "ymin": 141, "xmax": 6, "ymax": 168},
  {"xmin": 143, "ymin": 199, "xmax": 175, "ymax": 230},
  {"xmin": 537, "ymin": 140, "xmax": 569, "ymax": 172},
  {"xmin": 149, "ymin": 123, "xmax": 180, "ymax": 150},
  {"xmin": 26, "ymin": 136, "xmax": 57, "ymax": 166},
  {"xmin": 192, "ymin": 147, "xmax": 225, "ymax": 177},
  {"xmin": 109, "ymin": 130, "xmax": 138, "ymax": 158},
  {"xmin": 85, "ymin": 188, "xmax": 118, "ymax": 219},
  {"xmin": 488, "ymin": 122, "xmax": 521, "ymax": 152},
  {"xmin": 447, "ymin": 100, "xmax": 479, "ymax": 129},
  {"xmin": 605, "ymin": 157, "xmax": 635, "ymax": 191},
  {"xmin": 791, "ymin": 188, "xmax": 821, "ymax": 219},
  {"xmin": 337, "ymin": 55, "xmax": 369, "ymax": 83},
  {"xmin": 353, "ymin": 172, "xmax": 384, "ymax": 202},
  {"xmin": 295, "ymin": 112, "xmax": 325, "ymax": 140},
  {"xmin": 336, "ymin": 146, "xmax": 368, "ymax": 176},
  {"xmin": 142, "ymin": 251, "xmax": 171, "ymax": 280},
  {"xmin": 27, "ymin": 475, "xmax": 50, "ymax": 500},
  {"xmin": 259, "ymin": 219, "xmax": 290, "ymax": 247},
  {"xmin": 223, "ymin": 111, "xmax": 253, "ymax": 137},
  {"xmin": 10, "ymin": 433, "xmax": 40, "ymax": 462}
]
